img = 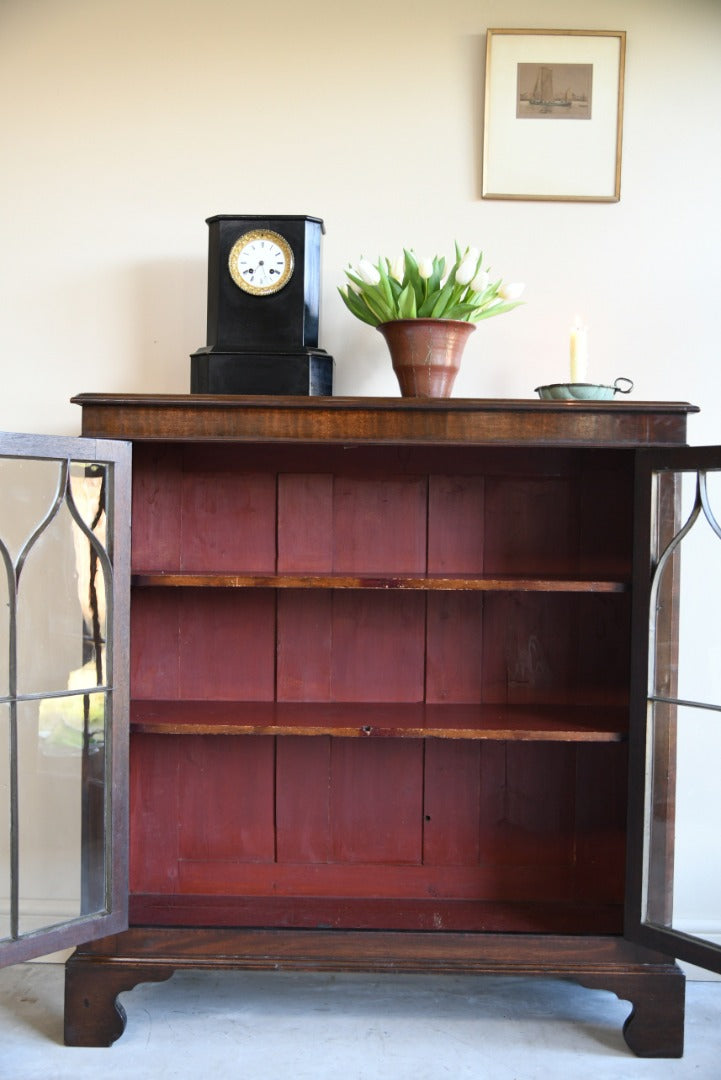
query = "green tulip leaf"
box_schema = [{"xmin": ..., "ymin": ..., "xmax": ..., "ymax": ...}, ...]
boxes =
[
  {"xmin": 474, "ymin": 300, "xmax": 524, "ymax": 320},
  {"xmin": 397, "ymin": 283, "xmax": 417, "ymax": 318},
  {"xmin": 338, "ymin": 287, "xmax": 378, "ymax": 325}
]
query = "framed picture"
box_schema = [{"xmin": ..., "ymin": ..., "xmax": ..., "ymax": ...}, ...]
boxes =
[{"xmin": 482, "ymin": 29, "xmax": 626, "ymax": 202}]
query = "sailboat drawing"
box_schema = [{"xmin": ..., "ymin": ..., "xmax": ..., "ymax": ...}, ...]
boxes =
[
  {"xmin": 517, "ymin": 62, "xmax": 591, "ymax": 119},
  {"xmin": 530, "ymin": 66, "xmax": 571, "ymax": 108}
]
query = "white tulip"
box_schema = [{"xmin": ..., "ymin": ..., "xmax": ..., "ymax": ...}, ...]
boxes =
[
  {"xmin": 470, "ymin": 269, "xmax": 489, "ymax": 293},
  {"xmin": 455, "ymin": 255, "xmax": 478, "ymax": 286},
  {"xmin": 356, "ymin": 258, "xmax": 381, "ymax": 286},
  {"xmin": 499, "ymin": 282, "xmax": 525, "ymax": 301},
  {"xmin": 389, "ymin": 255, "xmax": 405, "ymax": 282},
  {"xmin": 417, "ymin": 256, "xmax": 434, "ymax": 280}
]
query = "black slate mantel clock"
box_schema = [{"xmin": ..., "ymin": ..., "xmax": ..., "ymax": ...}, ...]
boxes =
[{"xmin": 191, "ymin": 214, "xmax": 333, "ymax": 395}]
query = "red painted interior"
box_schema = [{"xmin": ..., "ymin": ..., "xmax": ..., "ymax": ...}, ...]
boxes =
[{"xmin": 127, "ymin": 442, "xmax": 631, "ymax": 933}]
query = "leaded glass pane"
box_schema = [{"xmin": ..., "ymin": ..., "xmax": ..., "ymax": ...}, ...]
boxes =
[
  {"xmin": 643, "ymin": 466, "xmax": 721, "ymax": 957},
  {"xmin": 0, "ymin": 441, "xmax": 125, "ymax": 959}
]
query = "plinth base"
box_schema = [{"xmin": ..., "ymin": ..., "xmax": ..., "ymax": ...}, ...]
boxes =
[
  {"xmin": 190, "ymin": 349, "xmax": 333, "ymax": 396},
  {"xmin": 64, "ymin": 928, "xmax": 685, "ymax": 1056}
]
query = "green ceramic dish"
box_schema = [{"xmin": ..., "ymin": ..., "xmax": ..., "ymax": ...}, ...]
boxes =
[{"xmin": 535, "ymin": 377, "xmax": 633, "ymax": 401}]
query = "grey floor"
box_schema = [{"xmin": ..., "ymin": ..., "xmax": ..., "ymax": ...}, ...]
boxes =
[{"xmin": 0, "ymin": 962, "xmax": 720, "ymax": 1080}]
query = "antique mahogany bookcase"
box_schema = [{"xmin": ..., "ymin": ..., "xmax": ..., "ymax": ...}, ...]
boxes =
[{"xmin": 2, "ymin": 395, "xmax": 721, "ymax": 1057}]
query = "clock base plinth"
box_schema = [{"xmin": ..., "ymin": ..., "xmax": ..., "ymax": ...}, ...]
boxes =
[{"xmin": 190, "ymin": 348, "xmax": 333, "ymax": 396}]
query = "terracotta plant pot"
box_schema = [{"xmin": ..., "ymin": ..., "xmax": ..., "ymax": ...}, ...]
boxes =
[{"xmin": 377, "ymin": 318, "xmax": 476, "ymax": 398}]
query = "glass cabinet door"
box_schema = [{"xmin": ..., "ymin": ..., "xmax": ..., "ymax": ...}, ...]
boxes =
[
  {"xmin": 627, "ymin": 446, "xmax": 721, "ymax": 974},
  {"xmin": 0, "ymin": 432, "xmax": 130, "ymax": 966}
]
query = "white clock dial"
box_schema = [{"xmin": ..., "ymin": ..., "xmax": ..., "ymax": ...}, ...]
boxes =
[{"xmin": 228, "ymin": 229, "xmax": 294, "ymax": 295}]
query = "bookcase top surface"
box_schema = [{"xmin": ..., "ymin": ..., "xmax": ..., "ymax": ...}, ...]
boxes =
[{"xmin": 72, "ymin": 394, "xmax": 698, "ymax": 447}]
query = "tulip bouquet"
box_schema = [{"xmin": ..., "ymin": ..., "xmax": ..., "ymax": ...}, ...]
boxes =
[{"xmin": 339, "ymin": 244, "xmax": 524, "ymax": 326}]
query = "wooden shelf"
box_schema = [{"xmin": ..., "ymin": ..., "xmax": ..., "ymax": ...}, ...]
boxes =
[
  {"xmin": 130, "ymin": 700, "xmax": 627, "ymax": 742},
  {"xmin": 131, "ymin": 570, "xmax": 628, "ymax": 593},
  {"xmin": 73, "ymin": 392, "xmax": 698, "ymax": 447}
]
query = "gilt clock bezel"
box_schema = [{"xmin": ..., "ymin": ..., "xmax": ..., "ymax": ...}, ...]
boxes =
[{"xmin": 228, "ymin": 228, "xmax": 295, "ymax": 296}]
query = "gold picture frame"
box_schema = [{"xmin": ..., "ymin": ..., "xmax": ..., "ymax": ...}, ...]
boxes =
[{"xmin": 482, "ymin": 29, "xmax": 626, "ymax": 202}]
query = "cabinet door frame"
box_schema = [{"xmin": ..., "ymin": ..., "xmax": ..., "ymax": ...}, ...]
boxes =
[
  {"xmin": 0, "ymin": 432, "xmax": 131, "ymax": 967},
  {"xmin": 626, "ymin": 445, "xmax": 721, "ymax": 974}
]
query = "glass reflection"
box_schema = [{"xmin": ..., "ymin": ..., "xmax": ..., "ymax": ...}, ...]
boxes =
[
  {"xmin": 673, "ymin": 705, "xmax": 721, "ymax": 948},
  {"xmin": 15, "ymin": 696, "xmax": 107, "ymax": 934},
  {"xmin": 14, "ymin": 466, "xmax": 108, "ymax": 698},
  {"xmin": 0, "ymin": 566, "xmax": 8, "ymax": 701},
  {"xmin": 0, "ymin": 705, "xmax": 9, "ymax": 941},
  {"xmin": 0, "ymin": 459, "xmax": 64, "ymax": 565}
]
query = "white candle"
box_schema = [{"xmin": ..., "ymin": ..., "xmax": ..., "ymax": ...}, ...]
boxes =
[{"xmin": 570, "ymin": 316, "xmax": 588, "ymax": 383}]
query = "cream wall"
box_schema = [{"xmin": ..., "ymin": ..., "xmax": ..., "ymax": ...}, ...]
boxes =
[
  {"xmin": 2, "ymin": 0, "xmax": 721, "ymax": 968},
  {"xmin": 1, "ymin": 0, "xmax": 720, "ymax": 435}
]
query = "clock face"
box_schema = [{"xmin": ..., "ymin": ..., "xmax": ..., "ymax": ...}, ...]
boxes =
[{"xmin": 228, "ymin": 229, "xmax": 294, "ymax": 295}]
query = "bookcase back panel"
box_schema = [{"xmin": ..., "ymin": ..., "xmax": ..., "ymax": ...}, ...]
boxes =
[
  {"xmin": 130, "ymin": 444, "xmax": 634, "ymax": 580},
  {"xmin": 130, "ymin": 589, "xmax": 629, "ymax": 708},
  {"xmin": 128, "ymin": 733, "xmax": 626, "ymax": 932},
  {"xmin": 131, "ymin": 589, "xmax": 276, "ymax": 701},
  {"xmin": 480, "ymin": 593, "xmax": 630, "ymax": 706},
  {"xmin": 276, "ymin": 591, "xmax": 427, "ymax": 702}
]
